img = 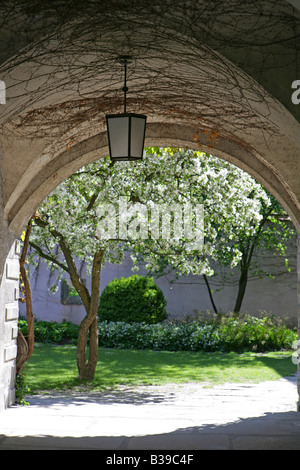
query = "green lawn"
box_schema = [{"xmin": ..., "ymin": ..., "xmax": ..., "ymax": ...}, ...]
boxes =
[{"xmin": 22, "ymin": 343, "xmax": 297, "ymax": 394}]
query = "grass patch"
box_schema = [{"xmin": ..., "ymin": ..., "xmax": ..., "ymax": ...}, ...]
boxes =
[{"xmin": 23, "ymin": 344, "xmax": 297, "ymax": 394}]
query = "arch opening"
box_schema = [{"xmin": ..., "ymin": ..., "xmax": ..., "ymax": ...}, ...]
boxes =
[{"xmin": 15, "ymin": 145, "xmax": 298, "ymax": 402}]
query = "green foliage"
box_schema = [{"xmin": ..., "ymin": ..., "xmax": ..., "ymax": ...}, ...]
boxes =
[
  {"xmin": 98, "ymin": 275, "xmax": 167, "ymax": 324},
  {"xmin": 98, "ymin": 315, "xmax": 297, "ymax": 353},
  {"xmin": 18, "ymin": 318, "xmax": 79, "ymax": 344},
  {"xmin": 216, "ymin": 314, "xmax": 297, "ymax": 352},
  {"xmin": 18, "ymin": 313, "xmax": 297, "ymax": 353},
  {"xmin": 15, "ymin": 373, "xmax": 30, "ymax": 405}
]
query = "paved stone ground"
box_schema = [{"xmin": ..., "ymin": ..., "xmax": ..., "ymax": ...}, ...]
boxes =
[{"xmin": 0, "ymin": 374, "xmax": 300, "ymax": 450}]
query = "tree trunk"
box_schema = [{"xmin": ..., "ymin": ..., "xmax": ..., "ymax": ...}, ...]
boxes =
[
  {"xmin": 203, "ymin": 274, "xmax": 219, "ymax": 315},
  {"xmin": 18, "ymin": 217, "xmax": 35, "ymax": 374},
  {"xmin": 16, "ymin": 330, "xmax": 29, "ymax": 375},
  {"xmin": 32, "ymin": 216, "xmax": 105, "ymax": 381},
  {"xmin": 77, "ymin": 316, "xmax": 99, "ymax": 380},
  {"xmin": 233, "ymin": 207, "xmax": 274, "ymax": 314},
  {"xmin": 233, "ymin": 260, "xmax": 248, "ymax": 314},
  {"xmin": 51, "ymin": 231, "xmax": 99, "ymax": 379},
  {"xmin": 76, "ymin": 249, "xmax": 104, "ymax": 380}
]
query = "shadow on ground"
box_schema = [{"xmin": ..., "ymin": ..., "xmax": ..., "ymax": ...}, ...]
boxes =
[
  {"xmin": 21, "ymin": 387, "xmax": 180, "ymax": 406},
  {"xmin": 1, "ymin": 410, "xmax": 300, "ymax": 450}
]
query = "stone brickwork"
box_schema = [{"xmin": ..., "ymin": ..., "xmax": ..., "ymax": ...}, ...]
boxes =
[{"xmin": 0, "ymin": 240, "xmax": 20, "ymax": 411}]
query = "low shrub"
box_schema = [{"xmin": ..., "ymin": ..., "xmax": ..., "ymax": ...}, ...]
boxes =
[
  {"xmin": 15, "ymin": 373, "xmax": 30, "ymax": 405},
  {"xmin": 18, "ymin": 313, "xmax": 297, "ymax": 353},
  {"xmin": 98, "ymin": 275, "xmax": 167, "ymax": 324},
  {"xmin": 216, "ymin": 314, "xmax": 297, "ymax": 352},
  {"xmin": 98, "ymin": 315, "xmax": 297, "ymax": 353},
  {"xmin": 18, "ymin": 318, "xmax": 79, "ymax": 344}
]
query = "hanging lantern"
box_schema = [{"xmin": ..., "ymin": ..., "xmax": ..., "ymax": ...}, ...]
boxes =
[{"xmin": 106, "ymin": 57, "xmax": 147, "ymax": 161}]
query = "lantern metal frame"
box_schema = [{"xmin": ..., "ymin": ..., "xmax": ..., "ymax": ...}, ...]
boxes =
[{"xmin": 106, "ymin": 57, "xmax": 147, "ymax": 162}]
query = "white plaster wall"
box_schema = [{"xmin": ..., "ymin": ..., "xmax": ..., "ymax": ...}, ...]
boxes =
[{"xmin": 20, "ymin": 236, "xmax": 298, "ymax": 327}]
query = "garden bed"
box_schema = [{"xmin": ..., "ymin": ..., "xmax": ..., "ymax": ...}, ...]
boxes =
[{"xmin": 18, "ymin": 314, "xmax": 297, "ymax": 353}]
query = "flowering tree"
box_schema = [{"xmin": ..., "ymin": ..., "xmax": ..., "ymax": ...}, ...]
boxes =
[
  {"xmin": 26, "ymin": 149, "xmax": 208, "ymax": 378},
  {"xmin": 27, "ymin": 147, "xmax": 292, "ymax": 378},
  {"xmin": 228, "ymin": 193, "xmax": 293, "ymax": 313},
  {"xmin": 134, "ymin": 148, "xmax": 293, "ymax": 314},
  {"xmin": 129, "ymin": 148, "xmax": 271, "ymax": 273},
  {"xmin": 28, "ymin": 158, "xmax": 126, "ymax": 380}
]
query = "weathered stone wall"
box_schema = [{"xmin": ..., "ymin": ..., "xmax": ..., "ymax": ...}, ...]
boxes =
[{"xmin": 0, "ymin": 240, "xmax": 19, "ymax": 412}]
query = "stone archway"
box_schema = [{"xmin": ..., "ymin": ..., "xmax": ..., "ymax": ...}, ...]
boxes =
[
  {"xmin": 0, "ymin": 114, "xmax": 298, "ymax": 411},
  {"xmin": 0, "ymin": 0, "xmax": 299, "ymax": 411}
]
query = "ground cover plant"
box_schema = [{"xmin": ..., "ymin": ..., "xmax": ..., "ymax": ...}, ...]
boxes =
[
  {"xmin": 98, "ymin": 317, "xmax": 296, "ymax": 353},
  {"xmin": 18, "ymin": 318, "xmax": 79, "ymax": 345},
  {"xmin": 18, "ymin": 313, "xmax": 297, "ymax": 353}
]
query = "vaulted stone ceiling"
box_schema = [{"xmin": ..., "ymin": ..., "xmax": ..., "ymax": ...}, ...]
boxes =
[{"xmin": 1, "ymin": 1, "xmax": 299, "ymax": 118}]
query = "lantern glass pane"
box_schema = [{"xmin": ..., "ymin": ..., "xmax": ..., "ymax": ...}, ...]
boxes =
[
  {"xmin": 107, "ymin": 116, "xmax": 129, "ymax": 159},
  {"xmin": 130, "ymin": 116, "xmax": 146, "ymax": 158}
]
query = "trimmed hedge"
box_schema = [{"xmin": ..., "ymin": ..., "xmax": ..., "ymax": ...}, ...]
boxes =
[
  {"xmin": 98, "ymin": 317, "xmax": 297, "ymax": 353},
  {"xmin": 18, "ymin": 319, "xmax": 79, "ymax": 344},
  {"xmin": 98, "ymin": 275, "xmax": 167, "ymax": 324},
  {"xmin": 18, "ymin": 315, "xmax": 297, "ymax": 353}
]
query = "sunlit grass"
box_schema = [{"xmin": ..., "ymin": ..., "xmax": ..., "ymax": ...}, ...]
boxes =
[{"xmin": 22, "ymin": 344, "xmax": 297, "ymax": 394}]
